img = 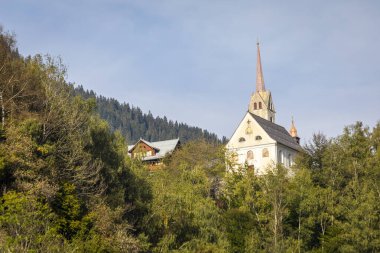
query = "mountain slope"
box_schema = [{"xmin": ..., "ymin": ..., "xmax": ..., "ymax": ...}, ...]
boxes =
[{"xmin": 75, "ymin": 85, "xmax": 226, "ymax": 144}]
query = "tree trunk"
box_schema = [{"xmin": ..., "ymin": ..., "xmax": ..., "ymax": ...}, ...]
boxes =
[
  {"xmin": 274, "ymin": 210, "xmax": 277, "ymax": 250},
  {"xmin": 298, "ymin": 215, "xmax": 301, "ymax": 253}
]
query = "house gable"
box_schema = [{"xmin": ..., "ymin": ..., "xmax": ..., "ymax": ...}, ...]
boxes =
[
  {"xmin": 129, "ymin": 139, "xmax": 159, "ymax": 159},
  {"xmin": 128, "ymin": 138, "xmax": 180, "ymax": 167},
  {"xmin": 226, "ymin": 112, "xmax": 275, "ymax": 151}
]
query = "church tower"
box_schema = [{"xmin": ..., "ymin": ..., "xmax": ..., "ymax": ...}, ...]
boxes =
[{"xmin": 248, "ymin": 43, "xmax": 276, "ymax": 123}]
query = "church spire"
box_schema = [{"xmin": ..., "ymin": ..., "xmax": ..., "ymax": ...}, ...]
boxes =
[
  {"xmin": 256, "ymin": 42, "xmax": 265, "ymax": 92},
  {"xmin": 248, "ymin": 42, "xmax": 275, "ymax": 122}
]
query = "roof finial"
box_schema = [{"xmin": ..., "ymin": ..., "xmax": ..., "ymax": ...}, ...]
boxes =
[{"xmin": 256, "ymin": 41, "xmax": 265, "ymax": 92}]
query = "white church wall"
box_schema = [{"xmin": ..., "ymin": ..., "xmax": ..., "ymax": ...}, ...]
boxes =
[
  {"xmin": 277, "ymin": 143, "xmax": 298, "ymax": 168},
  {"xmin": 228, "ymin": 143, "xmax": 277, "ymax": 175},
  {"xmin": 226, "ymin": 118, "xmax": 300, "ymax": 174},
  {"xmin": 226, "ymin": 113, "xmax": 278, "ymax": 174}
]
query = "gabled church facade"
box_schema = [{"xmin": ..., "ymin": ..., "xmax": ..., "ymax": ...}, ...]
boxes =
[{"xmin": 226, "ymin": 43, "xmax": 302, "ymax": 175}]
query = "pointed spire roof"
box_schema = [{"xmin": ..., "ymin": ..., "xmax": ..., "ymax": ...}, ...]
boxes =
[
  {"xmin": 256, "ymin": 42, "xmax": 265, "ymax": 92},
  {"xmin": 289, "ymin": 117, "xmax": 298, "ymax": 138}
]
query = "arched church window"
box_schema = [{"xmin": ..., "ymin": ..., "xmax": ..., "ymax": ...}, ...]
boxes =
[
  {"xmin": 288, "ymin": 154, "xmax": 292, "ymax": 166},
  {"xmin": 247, "ymin": 150, "xmax": 254, "ymax": 160},
  {"xmin": 255, "ymin": 135, "xmax": 262, "ymax": 140},
  {"xmin": 262, "ymin": 148, "xmax": 269, "ymax": 157},
  {"xmin": 259, "ymin": 102, "xmax": 262, "ymax": 109},
  {"xmin": 279, "ymin": 150, "xmax": 284, "ymax": 164},
  {"xmin": 239, "ymin": 137, "xmax": 246, "ymax": 142},
  {"xmin": 254, "ymin": 103, "xmax": 257, "ymax": 110}
]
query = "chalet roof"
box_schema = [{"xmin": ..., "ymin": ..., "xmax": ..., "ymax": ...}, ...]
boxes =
[
  {"xmin": 249, "ymin": 113, "xmax": 302, "ymax": 152},
  {"xmin": 128, "ymin": 138, "xmax": 180, "ymax": 161},
  {"xmin": 128, "ymin": 139, "xmax": 159, "ymax": 153}
]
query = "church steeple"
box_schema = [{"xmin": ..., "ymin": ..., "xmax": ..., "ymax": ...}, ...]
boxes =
[
  {"xmin": 248, "ymin": 42, "xmax": 276, "ymax": 123},
  {"xmin": 256, "ymin": 42, "xmax": 265, "ymax": 92}
]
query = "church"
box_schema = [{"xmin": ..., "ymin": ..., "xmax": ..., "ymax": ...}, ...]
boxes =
[{"xmin": 226, "ymin": 43, "xmax": 302, "ymax": 175}]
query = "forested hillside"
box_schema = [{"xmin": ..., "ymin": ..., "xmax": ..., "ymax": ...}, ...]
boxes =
[
  {"xmin": 75, "ymin": 86, "xmax": 225, "ymax": 144},
  {"xmin": 1, "ymin": 28, "xmax": 380, "ymax": 252}
]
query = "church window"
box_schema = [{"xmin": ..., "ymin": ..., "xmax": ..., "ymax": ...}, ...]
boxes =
[
  {"xmin": 239, "ymin": 137, "xmax": 246, "ymax": 142},
  {"xmin": 262, "ymin": 148, "xmax": 269, "ymax": 157},
  {"xmin": 247, "ymin": 150, "xmax": 254, "ymax": 160},
  {"xmin": 245, "ymin": 120, "xmax": 253, "ymax": 135},
  {"xmin": 259, "ymin": 102, "xmax": 262, "ymax": 109},
  {"xmin": 270, "ymin": 117, "xmax": 273, "ymax": 122},
  {"xmin": 255, "ymin": 135, "xmax": 262, "ymax": 140},
  {"xmin": 254, "ymin": 103, "xmax": 257, "ymax": 110},
  {"xmin": 279, "ymin": 150, "xmax": 284, "ymax": 164}
]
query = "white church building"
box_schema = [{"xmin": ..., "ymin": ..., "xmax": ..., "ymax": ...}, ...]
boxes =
[{"xmin": 226, "ymin": 43, "xmax": 302, "ymax": 175}]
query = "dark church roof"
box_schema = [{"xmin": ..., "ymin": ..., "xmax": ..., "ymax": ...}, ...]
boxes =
[{"xmin": 249, "ymin": 113, "xmax": 303, "ymax": 152}]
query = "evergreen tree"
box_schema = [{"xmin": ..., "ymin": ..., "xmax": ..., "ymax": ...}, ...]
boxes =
[{"xmin": 74, "ymin": 85, "xmax": 224, "ymax": 145}]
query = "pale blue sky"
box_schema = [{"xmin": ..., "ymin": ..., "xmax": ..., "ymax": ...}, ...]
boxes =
[{"xmin": 1, "ymin": 0, "xmax": 380, "ymax": 143}]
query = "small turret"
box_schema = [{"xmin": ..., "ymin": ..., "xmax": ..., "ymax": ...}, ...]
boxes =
[{"xmin": 290, "ymin": 117, "xmax": 300, "ymax": 144}]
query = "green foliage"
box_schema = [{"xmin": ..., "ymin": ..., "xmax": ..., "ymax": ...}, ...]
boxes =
[
  {"xmin": 146, "ymin": 141, "xmax": 229, "ymax": 252},
  {"xmin": 52, "ymin": 183, "xmax": 90, "ymax": 240},
  {"xmin": 0, "ymin": 150, "xmax": 11, "ymax": 187},
  {"xmin": 224, "ymin": 208, "xmax": 254, "ymax": 252},
  {"xmin": 0, "ymin": 28, "xmax": 148, "ymax": 252},
  {"xmin": 0, "ymin": 191, "xmax": 64, "ymax": 252}
]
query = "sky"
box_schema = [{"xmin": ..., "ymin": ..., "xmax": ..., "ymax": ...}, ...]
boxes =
[{"xmin": 1, "ymin": 0, "xmax": 380, "ymax": 143}]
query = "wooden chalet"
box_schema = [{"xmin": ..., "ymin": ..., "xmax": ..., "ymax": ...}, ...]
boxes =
[{"xmin": 128, "ymin": 138, "xmax": 180, "ymax": 167}]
